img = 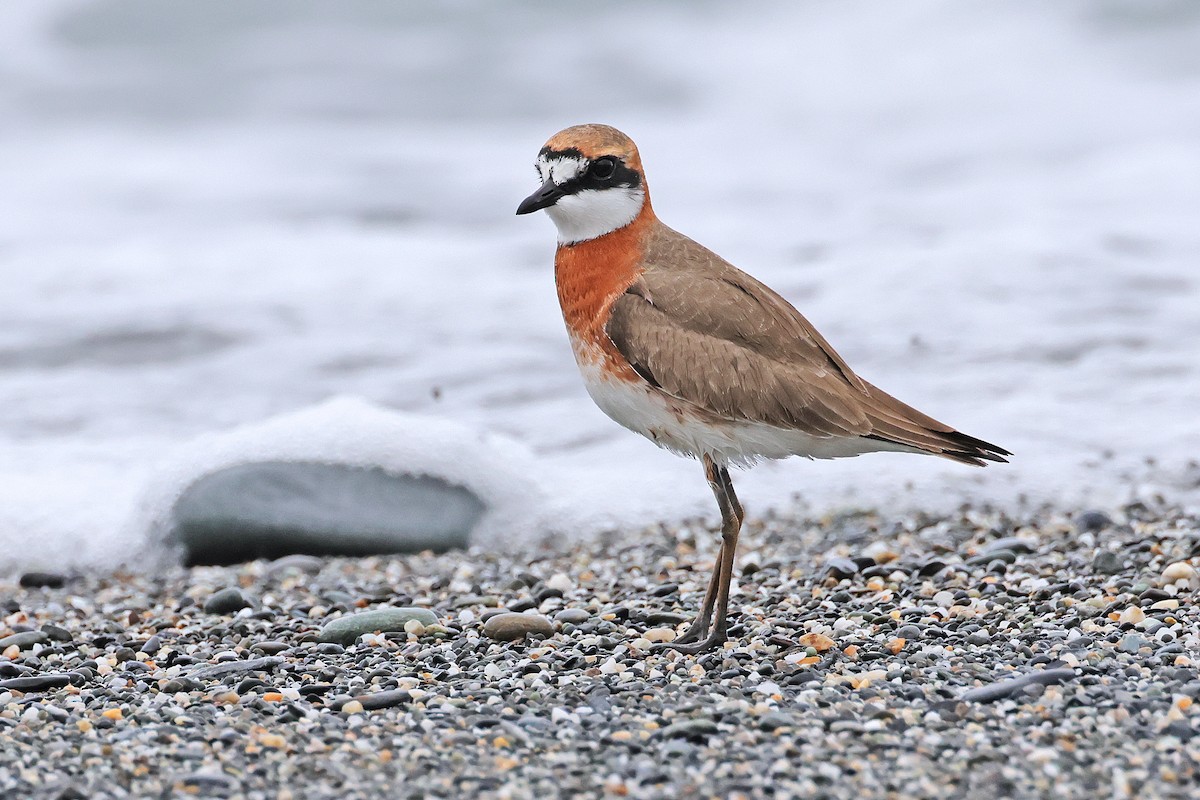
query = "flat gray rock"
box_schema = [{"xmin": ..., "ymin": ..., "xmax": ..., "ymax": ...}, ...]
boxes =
[
  {"xmin": 318, "ymin": 607, "xmax": 440, "ymax": 645},
  {"xmin": 188, "ymin": 656, "xmax": 285, "ymax": 681},
  {"xmin": 960, "ymin": 668, "xmax": 1077, "ymax": 703},
  {"xmin": 167, "ymin": 461, "xmax": 486, "ymax": 565}
]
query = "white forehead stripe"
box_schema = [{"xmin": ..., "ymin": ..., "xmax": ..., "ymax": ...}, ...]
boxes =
[{"xmin": 537, "ymin": 154, "xmax": 586, "ymax": 186}]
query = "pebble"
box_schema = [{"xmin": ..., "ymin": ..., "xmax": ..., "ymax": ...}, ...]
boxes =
[
  {"xmin": 188, "ymin": 656, "xmax": 284, "ymax": 681},
  {"xmin": 483, "ymin": 613, "xmax": 555, "ymax": 642},
  {"xmin": 1118, "ymin": 634, "xmax": 1149, "ymax": 654},
  {"xmin": 960, "ymin": 668, "xmax": 1077, "ymax": 703},
  {"xmin": 659, "ymin": 719, "xmax": 719, "ymax": 741},
  {"xmin": 642, "ymin": 627, "xmax": 676, "ymax": 644},
  {"xmin": 317, "ymin": 607, "xmax": 439, "ymax": 644},
  {"xmin": 18, "ymin": 572, "xmax": 67, "ymax": 588},
  {"xmin": 824, "ymin": 557, "xmax": 859, "ymax": 579},
  {"xmin": 204, "ymin": 587, "xmax": 251, "ymax": 614},
  {"xmin": 0, "ymin": 631, "xmax": 49, "ymax": 651},
  {"xmin": 0, "ymin": 672, "xmax": 85, "ymax": 692},
  {"xmin": 1075, "ymin": 510, "xmax": 1113, "ymax": 533},
  {"xmin": 1162, "ymin": 561, "xmax": 1196, "ymax": 582},
  {"xmin": 554, "ymin": 608, "xmax": 591, "ymax": 625},
  {"xmin": 796, "ymin": 632, "xmax": 835, "ymax": 652},
  {"xmin": 352, "ymin": 689, "xmax": 412, "ymax": 710},
  {"xmin": 1091, "ymin": 550, "xmax": 1123, "ymax": 575}
]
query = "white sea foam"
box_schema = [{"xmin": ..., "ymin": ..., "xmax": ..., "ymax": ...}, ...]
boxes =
[
  {"xmin": 129, "ymin": 396, "xmax": 549, "ymax": 565},
  {"xmin": 0, "ymin": 1, "xmax": 1198, "ymax": 570}
]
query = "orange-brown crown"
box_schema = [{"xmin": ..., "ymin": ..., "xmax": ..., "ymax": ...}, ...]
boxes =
[{"xmin": 541, "ymin": 124, "xmax": 645, "ymax": 175}]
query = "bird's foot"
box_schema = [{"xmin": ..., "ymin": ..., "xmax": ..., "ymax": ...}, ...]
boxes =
[
  {"xmin": 655, "ymin": 630, "xmax": 727, "ymax": 655},
  {"xmin": 669, "ymin": 617, "xmax": 711, "ymax": 646}
]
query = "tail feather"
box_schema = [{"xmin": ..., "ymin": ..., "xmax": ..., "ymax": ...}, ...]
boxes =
[{"xmin": 860, "ymin": 380, "xmax": 1011, "ymax": 467}]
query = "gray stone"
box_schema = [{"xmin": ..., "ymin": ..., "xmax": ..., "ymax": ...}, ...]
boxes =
[
  {"xmin": 0, "ymin": 631, "xmax": 48, "ymax": 650},
  {"xmin": 960, "ymin": 668, "xmax": 1077, "ymax": 702},
  {"xmin": 0, "ymin": 671, "xmax": 85, "ymax": 692},
  {"xmin": 168, "ymin": 461, "xmax": 486, "ymax": 565},
  {"xmin": 318, "ymin": 608, "xmax": 439, "ymax": 645},
  {"xmin": 188, "ymin": 656, "xmax": 284, "ymax": 681},
  {"xmin": 824, "ymin": 557, "xmax": 859, "ymax": 579},
  {"xmin": 353, "ymin": 689, "xmax": 412, "ymax": 710},
  {"xmin": 204, "ymin": 587, "xmax": 250, "ymax": 614},
  {"xmin": 483, "ymin": 612, "xmax": 554, "ymax": 642},
  {"xmin": 264, "ymin": 554, "xmax": 325, "ymax": 577},
  {"xmin": 1091, "ymin": 550, "xmax": 1123, "ymax": 575},
  {"xmin": 18, "ymin": 572, "xmax": 66, "ymax": 588},
  {"xmin": 554, "ymin": 608, "xmax": 591, "ymax": 625},
  {"xmin": 1075, "ymin": 510, "xmax": 1113, "ymax": 533},
  {"xmin": 659, "ymin": 718, "xmax": 719, "ymax": 741},
  {"xmin": 41, "ymin": 624, "xmax": 73, "ymax": 642},
  {"xmin": 981, "ymin": 537, "xmax": 1037, "ymax": 556},
  {"xmin": 1119, "ymin": 634, "xmax": 1149, "ymax": 654}
]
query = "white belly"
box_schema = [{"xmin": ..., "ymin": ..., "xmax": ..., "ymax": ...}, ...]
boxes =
[{"xmin": 573, "ymin": 345, "xmax": 911, "ymax": 468}]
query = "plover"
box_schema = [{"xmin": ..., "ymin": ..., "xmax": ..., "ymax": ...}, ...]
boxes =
[{"xmin": 517, "ymin": 124, "xmax": 1009, "ymax": 653}]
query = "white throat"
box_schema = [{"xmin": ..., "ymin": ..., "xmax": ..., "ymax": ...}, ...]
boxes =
[
  {"xmin": 546, "ymin": 188, "xmax": 645, "ymax": 245},
  {"xmin": 535, "ymin": 153, "xmax": 645, "ymax": 245}
]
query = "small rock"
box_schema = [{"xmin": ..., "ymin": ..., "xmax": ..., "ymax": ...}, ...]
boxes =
[
  {"xmin": 0, "ymin": 672, "xmax": 85, "ymax": 692},
  {"xmin": 1119, "ymin": 634, "xmax": 1149, "ymax": 654},
  {"xmin": 41, "ymin": 624, "xmax": 72, "ymax": 643},
  {"xmin": 960, "ymin": 668, "xmax": 1076, "ymax": 702},
  {"xmin": 264, "ymin": 554, "xmax": 325, "ymax": 577},
  {"xmin": 340, "ymin": 700, "xmax": 365, "ymax": 714},
  {"xmin": 18, "ymin": 572, "xmax": 67, "ymax": 589},
  {"xmin": 797, "ymin": 632, "xmax": 836, "ymax": 652},
  {"xmin": 554, "ymin": 609, "xmax": 591, "ymax": 625},
  {"xmin": 643, "ymin": 627, "xmax": 676, "ymax": 644},
  {"xmin": 188, "ymin": 656, "xmax": 284, "ymax": 681},
  {"xmin": 982, "ymin": 537, "xmax": 1037, "ymax": 555},
  {"xmin": 1075, "ymin": 510, "xmax": 1113, "ymax": 533},
  {"xmin": 352, "ymin": 689, "xmax": 411, "ymax": 711},
  {"xmin": 824, "ymin": 557, "xmax": 859, "ymax": 579},
  {"xmin": 545, "ymin": 573, "xmax": 573, "ymax": 593},
  {"xmin": 1091, "ymin": 551, "xmax": 1123, "ymax": 575},
  {"xmin": 1119, "ymin": 607, "xmax": 1146, "ymax": 625},
  {"xmin": 659, "ymin": 718, "xmax": 719, "ymax": 741},
  {"xmin": 917, "ymin": 559, "xmax": 947, "ymax": 577},
  {"xmin": 0, "ymin": 631, "xmax": 48, "ymax": 651},
  {"xmin": 1163, "ymin": 562, "xmax": 1196, "ymax": 582},
  {"xmin": 317, "ymin": 608, "xmax": 439, "ymax": 645},
  {"xmin": 204, "ymin": 587, "xmax": 250, "ymax": 614},
  {"xmin": 483, "ymin": 613, "xmax": 555, "ymax": 642}
]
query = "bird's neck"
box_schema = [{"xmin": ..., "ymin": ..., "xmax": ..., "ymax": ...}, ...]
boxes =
[{"xmin": 554, "ymin": 203, "xmax": 657, "ymax": 356}]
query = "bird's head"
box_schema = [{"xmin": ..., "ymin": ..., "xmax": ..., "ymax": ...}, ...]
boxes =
[{"xmin": 516, "ymin": 124, "xmax": 650, "ymax": 245}]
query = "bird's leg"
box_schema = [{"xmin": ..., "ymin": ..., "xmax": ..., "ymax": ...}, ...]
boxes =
[
  {"xmin": 664, "ymin": 456, "xmax": 726, "ymax": 645},
  {"xmin": 670, "ymin": 542, "xmax": 724, "ymax": 645},
  {"xmin": 719, "ymin": 462, "xmax": 744, "ymax": 526},
  {"xmin": 662, "ymin": 457, "xmax": 743, "ymax": 654}
]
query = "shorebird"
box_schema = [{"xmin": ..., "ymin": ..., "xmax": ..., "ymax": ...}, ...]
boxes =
[{"xmin": 517, "ymin": 124, "xmax": 1009, "ymax": 653}]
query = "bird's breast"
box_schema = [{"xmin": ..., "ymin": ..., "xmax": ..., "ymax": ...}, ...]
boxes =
[{"xmin": 553, "ymin": 217, "xmax": 649, "ymax": 380}]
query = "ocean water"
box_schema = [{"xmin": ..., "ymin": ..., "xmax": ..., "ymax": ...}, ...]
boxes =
[{"xmin": 1, "ymin": 0, "xmax": 1198, "ymax": 570}]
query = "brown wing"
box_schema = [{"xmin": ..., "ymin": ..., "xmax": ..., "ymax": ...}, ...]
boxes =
[{"xmin": 604, "ymin": 225, "xmax": 1010, "ymax": 465}]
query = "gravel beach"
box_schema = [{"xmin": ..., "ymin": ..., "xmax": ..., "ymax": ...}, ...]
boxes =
[{"xmin": 3, "ymin": 499, "xmax": 1200, "ymax": 799}]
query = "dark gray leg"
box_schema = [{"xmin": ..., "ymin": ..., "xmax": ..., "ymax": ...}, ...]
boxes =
[{"xmin": 661, "ymin": 456, "xmax": 743, "ymax": 654}]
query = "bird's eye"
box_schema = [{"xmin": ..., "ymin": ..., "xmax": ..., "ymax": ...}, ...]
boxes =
[{"xmin": 590, "ymin": 157, "xmax": 617, "ymax": 180}]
